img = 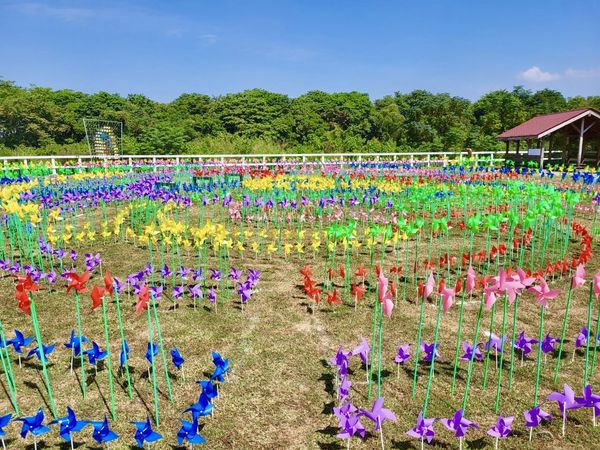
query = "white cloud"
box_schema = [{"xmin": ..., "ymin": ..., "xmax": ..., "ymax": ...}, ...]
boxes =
[
  {"xmin": 518, "ymin": 66, "xmax": 561, "ymax": 82},
  {"xmin": 565, "ymin": 67, "xmax": 600, "ymax": 79}
]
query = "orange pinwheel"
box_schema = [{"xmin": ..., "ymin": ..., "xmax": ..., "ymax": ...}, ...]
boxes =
[
  {"xmin": 90, "ymin": 285, "xmax": 105, "ymax": 310},
  {"xmin": 66, "ymin": 271, "xmax": 91, "ymax": 294},
  {"xmin": 327, "ymin": 289, "xmax": 342, "ymax": 305},
  {"xmin": 103, "ymin": 271, "xmax": 114, "ymax": 297},
  {"xmin": 135, "ymin": 285, "xmax": 150, "ymax": 315}
]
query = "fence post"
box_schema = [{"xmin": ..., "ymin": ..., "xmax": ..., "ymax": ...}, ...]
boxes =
[
  {"xmin": 489, "ymin": 153, "xmax": 494, "ymax": 167},
  {"xmin": 128, "ymin": 157, "xmax": 133, "ymax": 173},
  {"xmin": 152, "ymin": 156, "xmax": 157, "ymax": 173},
  {"xmin": 77, "ymin": 156, "xmax": 82, "ymax": 173},
  {"xmin": 3, "ymin": 160, "xmax": 6, "ymax": 176},
  {"xmin": 51, "ymin": 158, "xmax": 57, "ymax": 176},
  {"xmin": 427, "ymin": 154, "xmax": 431, "ymax": 167}
]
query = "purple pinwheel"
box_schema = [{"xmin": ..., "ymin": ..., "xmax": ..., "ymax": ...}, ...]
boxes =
[
  {"xmin": 575, "ymin": 384, "xmax": 600, "ymax": 425},
  {"xmin": 191, "ymin": 268, "xmax": 203, "ymax": 281},
  {"xmin": 337, "ymin": 411, "xmax": 366, "ymax": 441},
  {"xmin": 360, "ymin": 397, "xmax": 396, "ymax": 437},
  {"xmin": 547, "ymin": 384, "xmax": 579, "ymax": 436},
  {"xmin": 441, "ymin": 408, "xmax": 478, "ymax": 438},
  {"xmin": 460, "ymin": 341, "xmax": 483, "ymax": 361},
  {"xmin": 487, "ymin": 415, "xmax": 513, "ymax": 447},
  {"xmin": 210, "ymin": 269, "xmax": 221, "ymax": 282},
  {"xmin": 208, "ymin": 287, "xmax": 217, "ymax": 305},
  {"xmin": 149, "ymin": 285, "xmax": 163, "ymax": 300},
  {"xmin": 338, "ymin": 376, "xmax": 351, "ymax": 402},
  {"xmin": 114, "ymin": 277, "xmax": 124, "ymax": 294},
  {"xmin": 158, "ymin": 264, "xmax": 172, "ymax": 278},
  {"xmin": 330, "ymin": 346, "xmax": 350, "ymax": 379},
  {"xmin": 247, "ymin": 269, "xmax": 261, "ymax": 288},
  {"xmin": 189, "ymin": 284, "xmax": 203, "ymax": 300},
  {"xmin": 524, "ymin": 405, "xmax": 552, "ymax": 441},
  {"xmin": 485, "ymin": 333, "xmax": 507, "ymax": 354},
  {"xmin": 237, "ymin": 281, "xmax": 252, "ymax": 305},
  {"xmin": 228, "ymin": 267, "xmax": 242, "ymax": 281},
  {"xmin": 513, "ymin": 331, "xmax": 538, "ymax": 357},
  {"xmin": 575, "ymin": 326, "xmax": 589, "ymax": 350},
  {"xmin": 70, "ymin": 250, "xmax": 77, "ymax": 262},
  {"xmin": 172, "ymin": 285, "xmax": 184, "ymax": 300},
  {"xmin": 407, "ymin": 411, "xmax": 436, "ymax": 445},
  {"xmin": 394, "ymin": 344, "xmax": 411, "ymax": 365},
  {"xmin": 46, "ymin": 270, "xmax": 57, "ymax": 285},
  {"xmin": 541, "ymin": 333, "xmax": 560, "ymax": 354},
  {"xmin": 351, "ymin": 337, "xmax": 370, "ymax": 367},
  {"xmin": 421, "ymin": 342, "xmax": 441, "ymax": 362},
  {"xmin": 177, "ymin": 266, "xmax": 192, "ymax": 280}
]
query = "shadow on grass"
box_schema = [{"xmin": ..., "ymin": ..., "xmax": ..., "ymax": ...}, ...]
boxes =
[{"xmin": 24, "ymin": 378, "xmax": 52, "ymax": 413}]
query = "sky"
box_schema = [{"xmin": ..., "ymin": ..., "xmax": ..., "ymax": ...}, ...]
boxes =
[{"xmin": 0, "ymin": 0, "xmax": 599, "ymax": 102}]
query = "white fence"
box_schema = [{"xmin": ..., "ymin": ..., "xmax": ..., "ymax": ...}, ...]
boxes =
[{"xmin": 0, "ymin": 151, "xmax": 504, "ymax": 175}]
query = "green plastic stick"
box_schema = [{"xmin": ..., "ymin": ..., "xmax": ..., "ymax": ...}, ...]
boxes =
[
  {"xmin": 584, "ymin": 282, "xmax": 594, "ymax": 386},
  {"xmin": 554, "ymin": 285, "xmax": 574, "ymax": 383},
  {"xmin": 100, "ymin": 294, "xmax": 116, "ymax": 419},
  {"xmin": 462, "ymin": 298, "xmax": 484, "ymax": 411},
  {"xmin": 494, "ymin": 294, "xmax": 509, "ymax": 412},
  {"xmin": 423, "ymin": 295, "xmax": 443, "ymax": 416},
  {"xmin": 533, "ymin": 305, "xmax": 546, "ymax": 406},
  {"xmin": 74, "ymin": 293, "xmax": 87, "ymax": 399},
  {"xmin": 113, "ymin": 288, "xmax": 133, "ymax": 399}
]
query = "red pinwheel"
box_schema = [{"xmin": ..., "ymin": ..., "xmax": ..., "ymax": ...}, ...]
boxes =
[
  {"xmin": 355, "ymin": 266, "xmax": 368, "ymax": 279},
  {"xmin": 103, "ymin": 270, "xmax": 114, "ymax": 297},
  {"xmin": 339, "ymin": 265, "xmax": 346, "ymax": 279},
  {"xmin": 15, "ymin": 275, "xmax": 40, "ymax": 316},
  {"xmin": 90, "ymin": 285, "xmax": 105, "ymax": 311},
  {"xmin": 66, "ymin": 271, "xmax": 91, "ymax": 294},
  {"xmin": 327, "ymin": 289, "xmax": 342, "ymax": 305},
  {"xmin": 135, "ymin": 285, "xmax": 150, "ymax": 315},
  {"xmin": 299, "ymin": 265, "xmax": 313, "ymax": 279},
  {"xmin": 351, "ymin": 283, "xmax": 366, "ymax": 302}
]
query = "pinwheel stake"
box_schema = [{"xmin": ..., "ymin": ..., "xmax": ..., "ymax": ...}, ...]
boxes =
[
  {"xmin": 494, "ymin": 294, "xmax": 509, "ymax": 412},
  {"xmin": 583, "ymin": 282, "xmax": 594, "ymax": 386},
  {"xmin": 99, "ymin": 291, "xmax": 117, "ymax": 419},
  {"xmin": 28, "ymin": 294, "xmax": 57, "ymax": 418},
  {"xmin": 462, "ymin": 297, "xmax": 484, "ymax": 411},
  {"xmin": 450, "ymin": 286, "xmax": 468, "ymax": 394},
  {"xmin": 113, "ymin": 288, "xmax": 133, "ymax": 399},
  {"xmin": 0, "ymin": 322, "xmax": 18, "ymax": 414},
  {"xmin": 422, "ymin": 294, "xmax": 442, "ymax": 416},
  {"xmin": 554, "ymin": 284, "xmax": 575, "ymax": 383}
]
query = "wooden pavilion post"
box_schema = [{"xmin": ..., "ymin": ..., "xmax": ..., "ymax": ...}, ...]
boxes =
[
  {"xmin": 578, "ymin": 117, "xmax": 585, "ymax": 166},
  {"xmin": 539, "ymin": 139, "xmax": 545, "ymax": 169},
  {"xmin": 515, "ymin": 140, "xmax": 521, "ymax": 165}
]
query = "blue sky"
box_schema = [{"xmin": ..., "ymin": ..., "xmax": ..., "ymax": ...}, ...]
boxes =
[{"xmin": 1, "ymin": 0, "xmax": 599, "ymax": 102}]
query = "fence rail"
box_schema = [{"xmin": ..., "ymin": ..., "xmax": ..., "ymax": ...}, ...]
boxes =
[{"xmin": 0, "ymin": 151, "xmax": 506, "ymax": 176}]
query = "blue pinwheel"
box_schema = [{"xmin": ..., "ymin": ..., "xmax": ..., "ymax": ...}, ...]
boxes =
[
  {"xmin": 196, "ymin": 379, "xmax": 218, "ymax": 401},
  {"xmin": 64, "ymin": 329, "xmax": 88, "ymax": 356},
  {"xmin": 145, "ymin": 342, "xmax": 158, "ymax": 364},
  {"xmin": 177, "ymin": 418, "xmax": 206, "ymax": 447},
  {"xmin": 7, "ymin": 329, "xmax": 34, "ymax": 366},
  {"xmin": 130, "ymin": 416, "xmax": 162, "ymax": 448},
  {"xmin": 171, "ymin": 347, "xmax": 185, "ymax": 369},
  {"xmin": 211, "ymin": 351, "xmax": 229, "ymax": 382},
  {"xmin": 49, "ymin": 406, "xmax": 87, "ymax": 447},
  {"xmin": 85, "ymin": 342, "xmax": 107, "ymax": 367},
  {"xmin": 26, "ymin": 344, "xmax": 56, "ymax": 363},
  {"xmin": 0, "ymin": 413, "xmax": 12, "ymax": 448},
  {"xmin": 119, "ymin": 339, "xmax": 130, "ymax": 370},
  {"xmin": 185, "ymin": 393, "xmax": 214, "ymax": 420},
  {"xmin": 90, "ymin": 416, "xmax": 119, "ymax": 446},
  {"xmin": 16, "ymin": 408, "xmax": 51, "ymax": 447}
]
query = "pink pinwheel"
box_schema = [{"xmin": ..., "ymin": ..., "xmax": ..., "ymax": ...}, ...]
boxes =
[
  {"xmin": 466, "ymin": 265, "xmax": 476, "ymax": 294},
  {"xmin": 527, "ymin": 277, "xmax": 560, "ymax": 307},
  {"xmin": 594, "ymin": 271, "xmax": 600, "ymax": 298},
  {"xmin": 378, "ymin": 271, "xmax": 394, "ymax": 318},
  {"xmin": 441, "ymin": 287, "xmax": 455, "ymax": 313},
  {"xmin": 547, "ymin": 383, "xmax": 579, "ymax": 436},
  {"xmin": 572, "ymin": 264, "xmax": 586, "ymax": 290},
  {"xmin": 484, "ymin": 290, "xmax": 497, "ymax": 310},
  {"xmin": 423, "ymin": 272, "xmax": 435, "ymax": 300},
  {"xmin": 485, "ymin": 269, "xmax": 524, "ymax": 305},
  {"xmin": 515, "ymin": 267, "xmax": 535, "ymax": 287}
]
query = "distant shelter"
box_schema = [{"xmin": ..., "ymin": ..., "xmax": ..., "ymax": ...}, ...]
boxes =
[{"xmin": 497, "ymin": 108, "xmax": 600, "ymax": 168}]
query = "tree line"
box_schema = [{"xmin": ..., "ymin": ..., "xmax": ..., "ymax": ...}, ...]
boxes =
[{"xmin": 0, "ymin": 80, "xmax": 598, "ymax": 155}]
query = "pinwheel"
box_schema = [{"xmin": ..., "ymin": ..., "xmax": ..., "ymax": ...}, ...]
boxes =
[
  {"xmin": 350, "ymin": 283, "xmax": 366, "ymax": 309},
  {"xmin": 135, "ymin": 285, "xmax": 150, "ymax": 315},
  {"xmin": 120, "ymin": 339, "xmax": 130, "ymax": 371},
  {"xmin": 513, "ymin": 331, "xmax": 538, "ymax": 361},
  {"xmin": 7, "ymin": 329, "xmax": 34, "ymax": 367},
  {"xmin": 440, "ymin": 408, "xmax": 478, "ymax": 449},
  {"xmin": 16, "ymin": 408, "xmax": 51, "ymax": 449},
  {"xmin": 547, "ymin": 384, "xmax": 579, "ymax": 436},
  {"xmin": 524, "ymin": 406, "xmax": 552, "ymax": 442},
  {"xmin": 394, "ymin": 344, "xmax": 411, "ymax": 379},
  {"xmin": 65, "ymin": 271, "xmax": 90, "ymax": 294},
  {"xmin": 421, "ymin": 342, "xmax": 441, "ymax": 363},
  {"xmin": 337, "ymin": 409, "xmax": 366, "ymax": 442},
  {"xmin": 49, "ymin": 406, "xmax": 87, "ymax": 449},
  {"xmin": 177, "ymin": 418, "xmax": 206, "ymax": 447},
  {"xmin": 90, "ymin": 285, "xmax": 105, "ymax": 310},
  {"xmin": 197, "ymin": 379, "xmax": 219, "ymax": 401},
  {"xmin": 351, "ymin": 337, "xmax": 370, "ymax": 369},
  {"xmin": 460, "ymin": 341, "xmax": 483, "ymax": 361},
  {"xmin": 130, "ymin": 416, "xmax": 162, "ymax": 448},
  {"xmin": 185, "ymin": 392, "xmax": 215, "ymax": 420},
  {"xmin": 90, "ymin": 416, "xmax": 119, "ymax": 448},
  {"xmin": 407, "ymin": 411, "xmax": 436, "ymax": 449},
  {"xmin": 575, "ymin": 384, "xmax": 600, "ymax": 426},
  {"xmin": 487, "ymin": 415, "xmax": 513, "ymax": 449},
  {"xmin": 360, "ymin": 397, "xmax": 396, "ymax": 449},
  {"xmin": 26, "ymin": 343, "xmax": 55, "ymax": 363},
  {"xmin": 171, "ymin": 347, "xmax": 185, "ymax": 380},
  {"xmin": 85, "ymin": 341, "xmax": 107, "ymax": 368},
  {"xmin": 0, "ymin": 413, "xmax": 11, "ymax": 450}
]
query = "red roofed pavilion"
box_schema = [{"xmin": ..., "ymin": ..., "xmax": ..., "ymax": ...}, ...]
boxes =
[{"xmin": 497, "ymin": 108, "xmax": 600, "ymax": 168}]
